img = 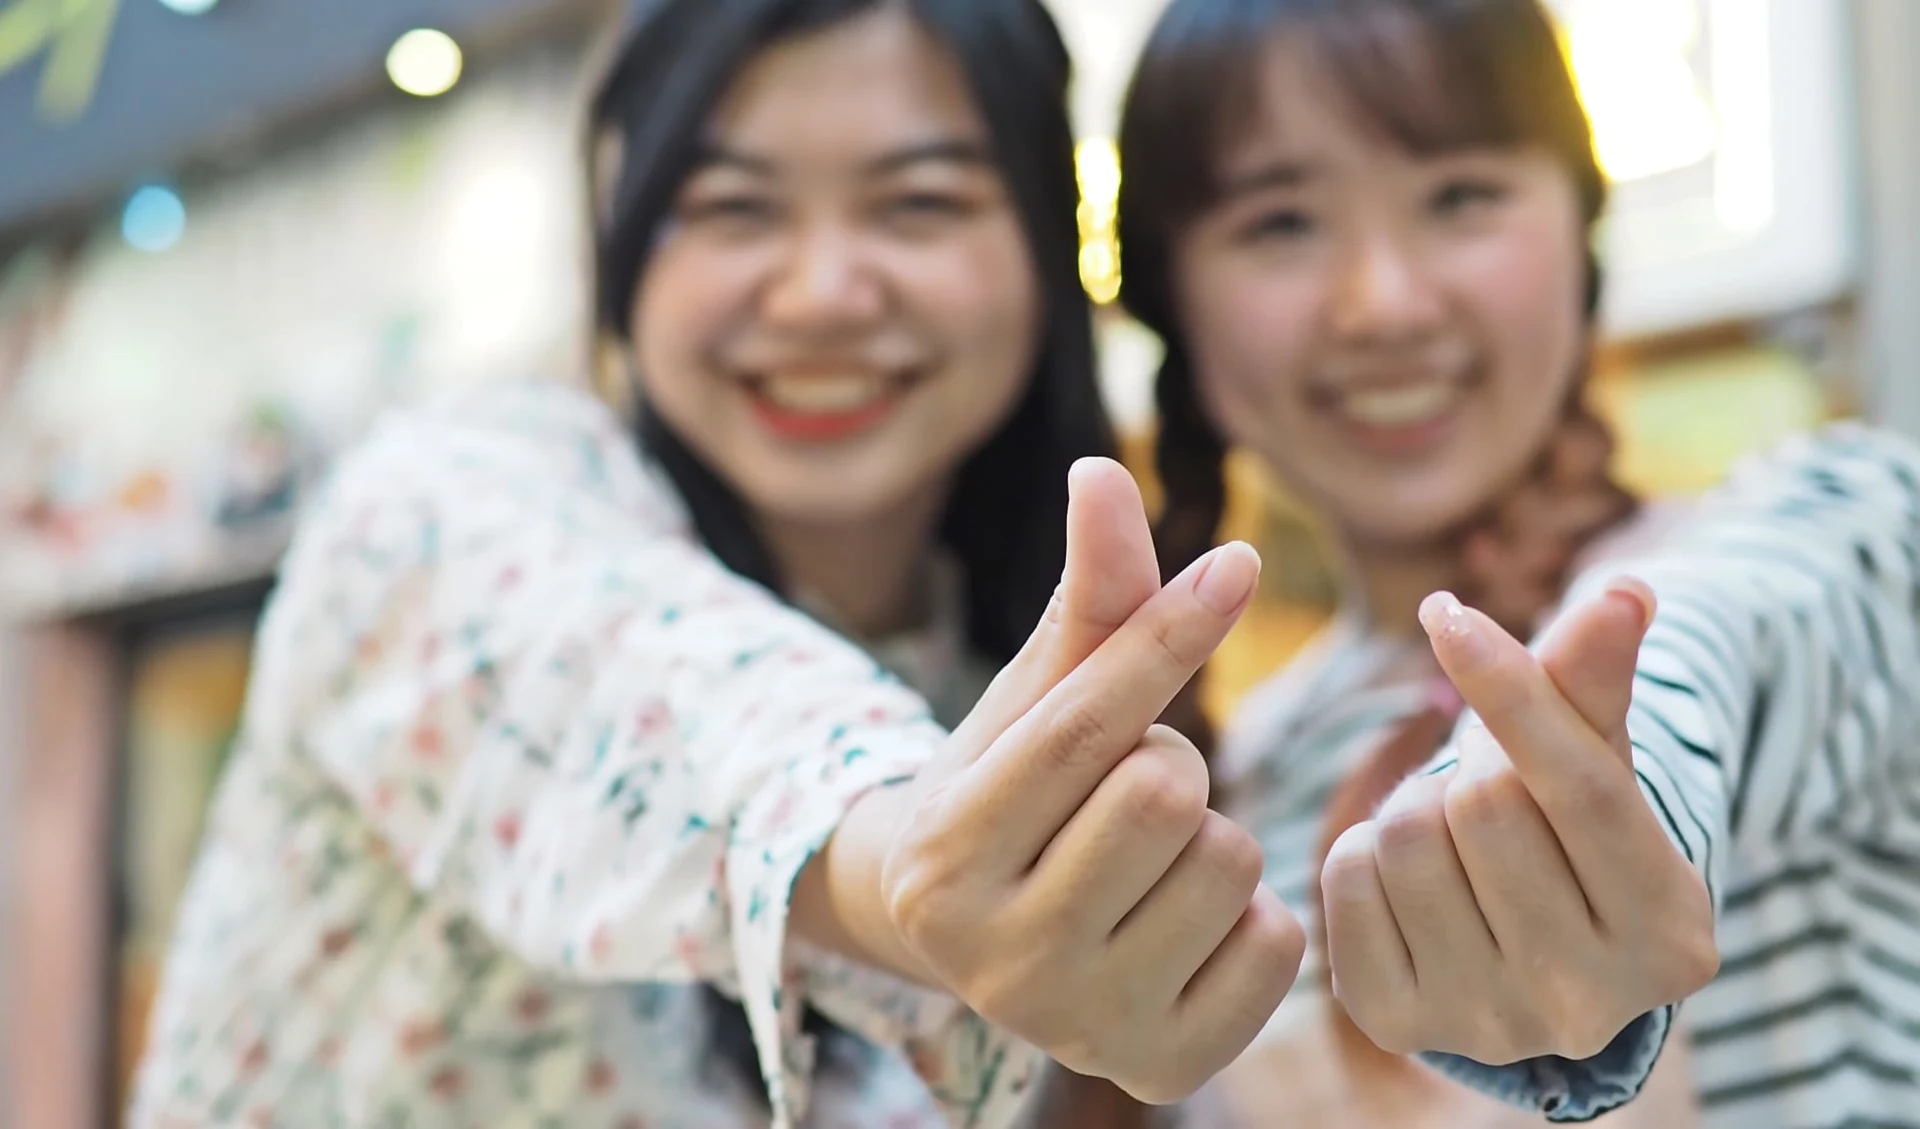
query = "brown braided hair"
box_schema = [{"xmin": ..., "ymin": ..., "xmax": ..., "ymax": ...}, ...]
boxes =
[{"xmin": 1114, "ymin": 0, "xmax": 1636, "ymax": 1095}]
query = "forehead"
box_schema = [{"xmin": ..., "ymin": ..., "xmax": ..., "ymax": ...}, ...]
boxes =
[
  {"xmin": 1217, "ymin": 36, "xmax": 1431, "ymax": 173},
  {"xmin": 704, "ymin": 6, "xmax": 986, "ymax": 163}
]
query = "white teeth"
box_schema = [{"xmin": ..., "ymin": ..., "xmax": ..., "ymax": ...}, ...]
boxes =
[
  {"xmin": 1339, "ymin": 384, "xmax": 1460, "ymax": 428},
  {"xmin": 755, "ymin": 375, "xmax": 890, "ymax": 414}
]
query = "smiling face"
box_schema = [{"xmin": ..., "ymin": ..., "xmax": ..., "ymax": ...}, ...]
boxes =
[
  {"xmin": 628, "ymin": 5, "xmax": 1041, "ymax": 530},
  {"xmin": 1170, "ymin": 36, "xmax": 1592, "ymax": 550}
]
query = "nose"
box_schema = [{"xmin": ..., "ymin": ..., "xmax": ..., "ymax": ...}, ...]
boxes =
[
  {"xmin": 1327, "ymin": 229, "xmax": 1444, "ymax": 345},
  {"xmin": 761, "ymin": 219, "xmax": 886, "ymax": 331}
]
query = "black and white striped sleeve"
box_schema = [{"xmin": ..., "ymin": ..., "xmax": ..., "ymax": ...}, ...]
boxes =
[
  {"xmin": 1580, "ymin": 424, "xmax": 1920, "ymax": 886},
  {"xmin": 1421, "ymin": 424, "xmax": 1920, "ymax": 1121}
]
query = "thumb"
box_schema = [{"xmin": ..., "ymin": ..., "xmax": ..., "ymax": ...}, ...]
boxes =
[
  {"xmin": 1533, "ymin": 576, "xmax": 1656, "ymax": 753},
  {"xmin": 1043, "ymin": 457, "xmax": 1163, "ymax": 674},
  {"xmin": 955, "ymin": 458, "xmax": 1160, "ymax": 746}
]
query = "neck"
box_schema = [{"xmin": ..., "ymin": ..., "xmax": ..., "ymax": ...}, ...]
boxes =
[
  {"xmin": 758, "ymin": 485, "xmax": 951, "ymax": 640},
  {"xmin": 1341, "ymin": 536, "xmax": 1460, "ymax": 640}
]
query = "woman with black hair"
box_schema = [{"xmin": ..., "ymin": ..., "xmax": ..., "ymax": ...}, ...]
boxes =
[
  {"xmin": 128, "ymin": 2, "xmax": 1305, "ymax": 1126},
  {"xmin": 1101, "ymin": 0, "xmax": 1920, "ymax": 1125}
]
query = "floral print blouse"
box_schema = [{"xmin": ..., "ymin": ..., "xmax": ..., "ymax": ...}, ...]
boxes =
[{"xmin": 127, "ymin": 379, "xmax": 1037, "ymax": 1129}]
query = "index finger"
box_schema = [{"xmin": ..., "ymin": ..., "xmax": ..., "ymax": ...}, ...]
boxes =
[
  {"xmin": 1419, "ymin": 591, "xmax": 1676, "ymax": 905},
  {"xmin": 956, "ymin": 541, "xmax": 1261, "ymax": 873}
]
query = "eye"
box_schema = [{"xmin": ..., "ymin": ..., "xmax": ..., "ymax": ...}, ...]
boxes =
[
  {"xmin": 687, "ymin": 194, "xmax": 775, "ymax": 221},
  {"xmin": 1237, "ymin": 207, "xmax": 1315, "ymax": 243},
  {"xmin": 1430, "ymin": 178, "xmax": 1507, "ymax": 217},
  {"xmin": 885, "ymin": 192, "xmax": 972, "ymax": 219}
]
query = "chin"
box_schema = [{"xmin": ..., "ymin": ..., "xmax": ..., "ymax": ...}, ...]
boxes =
[
  {"xmin": 741, "ymin": 471, "xmax": 927, "ymax": 531},
  {"xmin": 1339, "ymin": 489, "xmax": 1489, "ymax": 550}
]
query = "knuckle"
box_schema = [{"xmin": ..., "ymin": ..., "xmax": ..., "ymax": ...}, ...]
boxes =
[
  {"xmin": 1339, "ymin": 987, "xmax": 1420, "ymax": 1055},
  {"xmin": 1373, "ymin": 791, "xmax": 1450, "ymax": 859},
  {"xmin": 1195, "ymin": 813, "xmax": 1267, "ymax": 895},
  {"xmin": 1442, "ymin": 763, "xmax": 1530, "ymax": 830},
  {"xmin": 1110, "ymin": 743, "xmax": 1210, "ymax": 835},
  {"xmin": 1144, "ymin": 612, "xmax": 1204, "ymax": 676},
  {"xmin": 1560, "ymin": 767, "xmax": 1633, "ymax": 825},
  {"xmin": 1320, "ymin": 822, "xmax": 1381, "ymax": 892},
  {"xmin": 1249, "ymin": 892, "xmax": 1309, "ymax": 979},
  {"xmin": 1652, "ymin": 878, "xmax": 1721, "ymax": 995},
  {"xmin": 880, "ymin": 855, "xmax": 962, "ymax": 952},
  {"xmin": 1035, "ymin": 699, "xmax": 1114, "ymax": 771}
]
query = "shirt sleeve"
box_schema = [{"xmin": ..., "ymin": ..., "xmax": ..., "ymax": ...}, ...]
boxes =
[
  {"xmin": 242, "ymin": 379, "xmax": 1040, "ymax": 1129},
  {"xmin": 1412, "ymin": 424, "xmax": 1920, "ymax": 1121}
]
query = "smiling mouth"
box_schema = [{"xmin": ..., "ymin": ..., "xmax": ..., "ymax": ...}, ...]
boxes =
[
  {"xmin": 1334, "ymin": 382, "xmax": 1465, "ymax": 429},
  {"xmin": 740, "ymin": 371, "xmax": 922, "ymax": 442}
]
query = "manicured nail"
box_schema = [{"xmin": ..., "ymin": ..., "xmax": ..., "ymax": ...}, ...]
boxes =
[
  {"xmin": 1604, "ymin": 576, "xmax": 1656, "ymax": 632},
  {"xmin": 1419, "ymin": 590, "xmax": 1492, "ymax": 668},
  {"xmin": 1194, "ymin": 541, "xmax": 1260, "ymax": 615}
]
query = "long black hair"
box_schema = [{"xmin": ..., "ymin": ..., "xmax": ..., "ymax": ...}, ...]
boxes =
[
  {"xmin": 1115, "ymin": 0, "xmax": 1608, "ymax": 581},
  {"xmin": 586, "ymin": 0, "xmax": 1111, "ymax": 1100}
]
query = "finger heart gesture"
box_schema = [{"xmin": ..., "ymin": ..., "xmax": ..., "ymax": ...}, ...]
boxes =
[
  {"xmin": 868, "ymin": 460, "xmax": 1305, "ymax": 1103},
  {"xmin": 1321, "ymin": 581, "xmax": 1719, "ymax": 1066}
]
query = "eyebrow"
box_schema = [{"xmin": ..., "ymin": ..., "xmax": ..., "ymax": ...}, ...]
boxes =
[
  {"xmin": 689, "ymin": 137, "xmax": 994, "ymax": 179},
  {"xmin": 1217, "ymin": 159, "xmax": 1317, "ymax": 200}
]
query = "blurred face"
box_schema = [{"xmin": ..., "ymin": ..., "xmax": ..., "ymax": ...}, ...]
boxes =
[
  {"xmin": 1171, "ymin": 38, "xmax": 1590, "ymax": 548},
  {"xmin": 631, "ymin": 6, "xmax": 1040, "ymax": 529}
]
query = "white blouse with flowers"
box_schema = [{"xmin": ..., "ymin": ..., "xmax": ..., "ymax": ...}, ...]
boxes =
[{"xmin": 127, "ymin": 379, "xmax": 1034, "ymax": 1129}]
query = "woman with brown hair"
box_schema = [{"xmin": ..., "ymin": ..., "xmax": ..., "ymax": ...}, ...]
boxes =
[{"xmin": 1099, "ymin": 0, "xmax": 1920, "ymax": 1125}]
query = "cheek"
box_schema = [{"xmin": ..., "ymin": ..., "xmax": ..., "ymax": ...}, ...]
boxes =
[
  {"xmin": 628, "ymin": 245, "xmax": 749, "ymax": 411},
  {"xmin": 905, "ymin": 226, "xmax": 1042, "ymax": 422},
  {"xmin": 1178, "ymin": 264, "xmax": 1320, "ymax": 449},
  {"xmin": 1456, "ymin": 231, "xmax": 1587, "ymax": 409}
]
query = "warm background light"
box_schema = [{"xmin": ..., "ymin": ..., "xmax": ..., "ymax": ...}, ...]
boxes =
[
  {"xmin": 1075, "ymin": 137, "xmax": 1122, "ymax": 304},
  {"xmin": 386, "ymin": 29, "xmax": 463, "ymax": 98}
]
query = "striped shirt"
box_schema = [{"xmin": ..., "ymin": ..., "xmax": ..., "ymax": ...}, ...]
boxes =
[{"xmin": 1219, "ymin": 425, "xmax": 1920, "ymax": 1128}]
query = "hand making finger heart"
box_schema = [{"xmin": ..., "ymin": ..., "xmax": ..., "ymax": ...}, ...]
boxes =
[{"xmin": 1321, "ymin": 579, "xmax": 1718, "ymax": 1065}]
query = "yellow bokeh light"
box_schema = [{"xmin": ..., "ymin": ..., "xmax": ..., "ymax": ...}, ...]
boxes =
[
  {"xmin": 1075, "ymin": 138, "xmax": 1122, "ymax": 304},
  {"xmin": 387, "ymin": 29, "xmax": 464, "ymax": 98}
]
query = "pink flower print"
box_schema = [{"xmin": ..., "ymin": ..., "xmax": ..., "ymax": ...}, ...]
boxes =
[
  {"xmin": 763, "ymin": 785, "xmax": 801, "ymax": 835},
  {"xmin": 496, "ymin": 565, "xmax": 524, "ymax": 591},
  {"xmin": 319, "ymin": 925, "xmax": 355, "ymax": 959},
  {"xmin": 634, "ymin": 701, "xmax": 669, "ymax": 740},
  {"xmin": 674, "ymin": 931, "xmax": 704, "ymax": 975},
  {"xmin": 239, "ymin": 1039, "xmax": 269, "ymax": 1075},
  {"xmin": 429, "ymin": 1065, "xmax": 466, "ymax": 1101},
  {"xmin": 494, "ymin": 813, "xmax": 522, "ymax": 850},
  {"xmin": 590, "ymin": 923, "xmax": 613, "ymax": 964},
  {"xmin": 586, "ymin": 1057, "xmax": 617, "ymax": 1094},
  {"xmin": 412, "ymin": 723, "xmax": 445, "ymax": 759},
  {"xmin": 516, "ymin": 988, "xmax": 550, "ymax": 1024},
  {"xmin": 398, "ymin": 1018, "xmax": 446, "ymax": 1059}
]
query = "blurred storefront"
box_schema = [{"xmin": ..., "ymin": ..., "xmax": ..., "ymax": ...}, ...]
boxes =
[
  {"xmin": 0, "ymin": 1, "xmax": 1891, "ymax": 1125},
  {"xmin": 0, "ymin": 3, "xmax": 604, "ymax": 1123}
]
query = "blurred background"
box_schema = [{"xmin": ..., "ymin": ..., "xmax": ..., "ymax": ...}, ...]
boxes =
[{"xmin": 0, "ymin": 0, "xmax": 1914, "ymax": 1124}]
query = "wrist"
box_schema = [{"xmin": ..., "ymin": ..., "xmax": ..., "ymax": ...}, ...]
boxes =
[{"xmin": 792, "ymin": 782, "xmax": 932, "ymax": 983}]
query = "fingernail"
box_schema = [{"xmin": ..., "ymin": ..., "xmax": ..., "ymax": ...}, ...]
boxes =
[
  {"xmin": 1194, "ymin": 541, "xmax": 1260, "ymax": 615},
  {"xmin": 1604, "ymin": 577, "xmax": 1655, "ymax": 632},
  {"xmin": 1067, "ymin": 457, "xmax": 1109, "ymax": 494},
  {"xmin": 1418, "ymin": 590, "xmax": 1492, "ymax": 668}
]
